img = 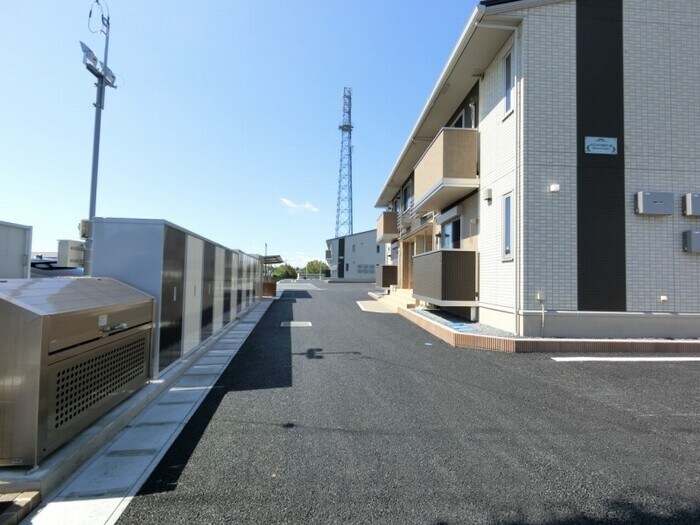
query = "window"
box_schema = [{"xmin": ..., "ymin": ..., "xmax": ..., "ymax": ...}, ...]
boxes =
[
  {"xmin": 393, "ymin": 195, "xmax": 401, "ymax": 214},
  {"xmin": 346, "ymin": 263, "xmax": 349, "ymax": 271},
  {"xmin": 504, "ymin": 51, "xmax": 514, "ymax": 113},
  {"xmin": 441, "ymin": 219, "xmax": 461, "ymax": 249},
  {"xmin": 503, "ymin": 193, "xmax": 513, "ymax": 260},
  {"xmin": 451, "ymin": 219, "xmax": 461, "ymax": 249},
  {"xmin": 352, "ymin": 244, "xmax": 356, "ymax": 253},
  {"xmin": 402, "ymin": 179, "xmax": 414, "ymax": 211},
  {"xmin": 376, "ymin": 245, "xmax": 380, "ymax": 253},
  {"xmin": 451, "ymin": 110, "xmax": 465, "ymax": 128}
]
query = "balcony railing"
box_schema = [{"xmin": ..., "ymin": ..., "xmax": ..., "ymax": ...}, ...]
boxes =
[
  {"xmin": 376, "ymin": 211, "xmax": 398, "ymax": 242},
  {"xmin": 413, "ymin": 128, "xmax": 479, "ymax": 213},
  {"xmin": 412, "ymin": 249, "xmax": 477, "ymax": 307},
  {"xmin": 376, "ymin": 265, "xmax": 398, "ymax": 288}
]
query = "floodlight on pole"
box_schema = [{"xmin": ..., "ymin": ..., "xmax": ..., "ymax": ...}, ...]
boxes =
[
  {"xmin": 80, "ymin": 0, "xmax": 117, "ymax": 276},
  {"xmin": 101, "ymin": 64, "xmax": 116, "ymax": 87},
  {"xmin": 80, "ymin": 41, "xmax": 100, "ymax": 76}
]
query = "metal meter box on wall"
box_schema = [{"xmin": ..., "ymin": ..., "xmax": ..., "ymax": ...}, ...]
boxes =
[
  {"xmin": 634, "ymin": 191, "xmax": 674, "ymax": 215},
  {"xmin": 683, "ymin": 231, "xmax": 700, "ymax": 253},
  {"xmin": 0, "ymin": 220, "xmax": 32, "ymax": 278},
  {"xmin": 0, "ymin": 278, "xmax": 153, "ymax": 466},
  {"xmin": 682, "ymin": 193, "xmax": 700, "ymax": 216}
]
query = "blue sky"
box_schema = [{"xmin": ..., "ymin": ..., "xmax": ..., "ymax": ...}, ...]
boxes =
[{"xmin": 1, "ymin": 1, "xmax": 478, "ymax": 267}]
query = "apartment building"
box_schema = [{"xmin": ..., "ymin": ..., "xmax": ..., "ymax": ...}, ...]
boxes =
[
  {"xmin": 375, "ymin": 0, "xmax": 700, "ymax": 338},
  {"xmin": 326, "ymin": 229, "xmax": 384, "ymax": 282}
]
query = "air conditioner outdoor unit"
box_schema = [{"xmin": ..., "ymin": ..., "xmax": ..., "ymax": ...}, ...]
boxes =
[{"xmin": 58, "ymin": 240, "xmax": 85, "ymax": 268}]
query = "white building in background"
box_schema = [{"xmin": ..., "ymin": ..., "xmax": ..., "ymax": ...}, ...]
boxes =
[{"xmin": 326, "ymin": 229, "xmax": 384, "ymax": 282}]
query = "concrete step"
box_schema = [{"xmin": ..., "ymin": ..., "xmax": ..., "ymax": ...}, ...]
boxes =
[{"xmin": 380, "ymin": 288, "xmax": 418, "ymax": 310}]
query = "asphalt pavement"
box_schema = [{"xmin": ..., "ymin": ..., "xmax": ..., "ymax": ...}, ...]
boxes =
[{"xmin": 116, "ymin": 281, "xmax": 700, "ymax": 525}]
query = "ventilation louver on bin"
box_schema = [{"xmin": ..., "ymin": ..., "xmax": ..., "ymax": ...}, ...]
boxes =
[{"xmin": 0, "ymin": 278, "xmax": 154, "ymax": 466}]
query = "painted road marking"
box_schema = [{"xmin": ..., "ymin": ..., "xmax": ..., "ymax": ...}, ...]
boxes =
[
  {"xmin": 281, "ymin": 321, "xmax": 312, "ymax": 327},
  {"xmin": 552, "ymin": 357, "xmax": 700, "ymax": 362}
]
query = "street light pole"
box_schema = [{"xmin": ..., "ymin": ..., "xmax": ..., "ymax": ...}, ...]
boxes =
[
  {"xmin": 89, "ymin": 18, "xmax": 108, "ymax": 224},
  {"xmin": 81, "ymin": 2, "xmax": 116, "ymax": 276}
]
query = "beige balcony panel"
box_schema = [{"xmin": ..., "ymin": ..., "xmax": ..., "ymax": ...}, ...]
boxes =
[
  {"xmin": 413, "ymin": 128, "xmax": 479, "ymax": 213},
  {"xmin": 376, "ymin": 211, "xmax": 398, "ymax": 242}
]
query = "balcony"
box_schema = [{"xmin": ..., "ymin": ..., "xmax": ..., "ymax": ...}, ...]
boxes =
[
  {"xmin": 413, "ymin": 128, "xmax": 479, "ymax": 213},
  {"xmin": 376, "ymin": 211, "xmax": 398, "ymax": 243},
  {"xmin": 412, "ymin": 249, "xmax": 477, "ymax": 307}
]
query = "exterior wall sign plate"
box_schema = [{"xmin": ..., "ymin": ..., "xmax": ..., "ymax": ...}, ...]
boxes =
[
  {"xmin": 635, "ymin": 191, "xmax": 674, "ymax": 215},
  {"xmin": 584, "ymin": 136, "xmax": 618, "ymax": 155}
]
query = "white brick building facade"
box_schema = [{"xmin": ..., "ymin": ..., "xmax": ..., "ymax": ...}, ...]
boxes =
[{"xmin": 375, "ymin": 0, "xmax": 700, "ymax": 338}]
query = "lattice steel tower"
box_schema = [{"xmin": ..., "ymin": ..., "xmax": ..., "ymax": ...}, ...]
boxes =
[{"xmin": 335, "ymin": 87, "xmax": 353, "ymax": 237}]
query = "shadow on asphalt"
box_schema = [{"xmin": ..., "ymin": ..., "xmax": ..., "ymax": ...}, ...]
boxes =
[
  {"xmin": 131, "ymin": 293, "xmax": 295, "ymax": 496},
  {"xmin": 276, "ymin": 290, "xmax": 312, "ymax": 301},
  {"xmin": 291, "ymin": 348, "xmax": 363, "ymax": 359}
]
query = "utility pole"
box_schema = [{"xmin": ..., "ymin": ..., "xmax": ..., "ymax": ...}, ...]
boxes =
[
  {"xmin": 335, "ymin": 87, "xmax": 353, "ymax": 238},
  {"xmin": 80, "ymin": 0, "xmax": 117, "ymax": 275}
]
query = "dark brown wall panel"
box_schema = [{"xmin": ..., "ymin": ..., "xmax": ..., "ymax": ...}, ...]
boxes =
[
  {"xmin": 577, "ymin": 0, "xmax": 626, "ymax": 311},
  {"xmin": 159, "ymin": 226, "xmax": 186, "ymax": 371},
  {"xmin": 201, "ymin": 242, "xmax": 215, "ymax": 340}
]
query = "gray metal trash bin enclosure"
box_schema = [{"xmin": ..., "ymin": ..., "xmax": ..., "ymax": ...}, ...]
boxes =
[
  {"xmin": 0, "ymin": 277, "xmax": 154, "ymax": 467},
  {"xmin": 0, "ymin": 220, "xmax": 32, "ymax": 278}
]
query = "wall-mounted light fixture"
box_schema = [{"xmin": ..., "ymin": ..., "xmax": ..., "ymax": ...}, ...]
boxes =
[{"xmin": 483, "ymin": 188, "xmax": 492, "ymax": 202}]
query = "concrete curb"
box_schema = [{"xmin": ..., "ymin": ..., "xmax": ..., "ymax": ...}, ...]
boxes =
[{"xmin": 367, "ymin": 292, "xmax": 700, "ymax": 353}]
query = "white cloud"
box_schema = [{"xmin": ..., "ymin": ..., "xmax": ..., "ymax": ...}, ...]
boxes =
[
  {"xmin": 302, "ymin": 202, "xmax": 319, "ymax": 212},
  {"xmin": 280, "ymin": 197, "xmax": 296, "ymax": 209},
  {"xmin": 279, "ymin": 197, "xmax": 319, "ymax": 213}
]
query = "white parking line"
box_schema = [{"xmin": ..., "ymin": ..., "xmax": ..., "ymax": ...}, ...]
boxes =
[
  {"xmin": 552, "ymin": 357, "xmax": 700, "ymax": 362},
  {"xmin": 356, "ymin": 300, "xmax": 393, "ymax": 313},
  {"xmin": 280, "ymin": 321, "xmax": 312, "ymax": 327}
]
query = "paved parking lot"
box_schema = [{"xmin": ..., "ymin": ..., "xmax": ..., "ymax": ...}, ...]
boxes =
[{"xmin": 118, "ymin": 282, "xmax": 700, "ymax": 524}]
